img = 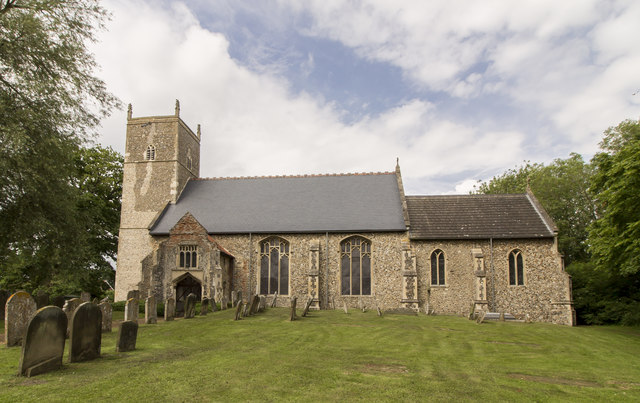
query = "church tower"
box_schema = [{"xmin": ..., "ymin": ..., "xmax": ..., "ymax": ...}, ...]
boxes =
[{"xmin": 115, "ymin": 101, "xmax": 200, "ymax": 301}]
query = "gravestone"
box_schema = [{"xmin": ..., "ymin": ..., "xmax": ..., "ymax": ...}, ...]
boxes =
[
  {"xmin": 251, "ymin": 295, "xmax": 260, "ymax": 315},
  {"xmin": 184, "ymin": 293, "xmax": 196, "ymax": 319},
  {"xmin": 80, "ymin": 291, "xmax": 91, "ymax": 302},
  {"xmin": 302, "ymin": 297, "xmax": 313, "ymax": 317},
  {"xmin": 145, "ymin": 296, "xmax": 157, "ymax": 324},
  {"xmin": 343, "ymin": 301, "xmax": 348, "ymax": 314},
  {"xmin": 237, "ymin": 291, "xmax": 242, "ymax": 304},
  {"xmin": 18, "ymin": 306, "xmax": 67, "ymax": 377},
  {"xmin": 51, "ymin": 296, "xmax": 65, "ymax": 309},
  {"xmin": 234, "ymin": 302, "xmax": 243, "ymax": 321},
  {"xmin": 259, "ymin": 295, "xmax": 266, "ymax": 312},
  {"xmin": 377, "ymin": 307, "xmax": 383, "ymax": 317},
  {"xmin": 270, "ymin": 292, "xmax": 278, "ymax": 308},
  {"xmin": 124, "ymin": 298, "xmax": 138, "ymax": 322},
  {"xmin": 116, "ymin": 320, "xmax": 138, "ymax": 353},
  {"xmin": 35, "ymin": 291, "xmax": 49, "ymax": 309},
  {"xmin": 0, "ymin": 289, "xmax": 9, "ymax": 320},
  {"xmin": 210, "ymin": 296, "xmax": 217, "ymax": 313},
  {"xmin": 5, "ymin": 291, "xmax": 37, "ymax": 347},
  {"xmin": 62, "ymin": 298, "xmax": 82, "ymax": 337},
  {"xmin": 126, "ymin": 290, "xmax": 140, "ymax": 301},
  {"xmin": 98, "ymin": 300, "xmax": 112, "ymax": 332},
  {"xmin": 69, "ymin": 302, "xmax": 102, "ymax": 362},
  {"xmin": 200, "ymin": 298, "xmax": 209, "ymax": 316},
  {"xmin": 242, "ymin": 303, "xmax": 249, "ymax": 317},
  {"xmin": 231, "ymin": 291, "xmax": 237, "ymax": 307},
  {"xmin": 164, "ymin": 298, "xmax": 175, "ymax": 321},
  {"xmin": 289, "ymin": 297, "xmax": 297, "ymax": 321}
]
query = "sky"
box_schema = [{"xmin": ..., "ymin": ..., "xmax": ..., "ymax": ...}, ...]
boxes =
[{"xmin": 91, "ymin": 0, "xmax": 640, "ymax": 194}]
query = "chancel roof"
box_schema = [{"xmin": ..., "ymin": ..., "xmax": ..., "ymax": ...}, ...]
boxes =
[
  {"xmin": 406, "ymin": 193, "xmax": 557, "ymax": 239},
  {"xmin": 150, "ymin": 172, "xmax": 408, "ymax": 235}
]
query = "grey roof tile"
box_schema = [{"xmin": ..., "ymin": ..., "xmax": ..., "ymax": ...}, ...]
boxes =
[
  {"xmin": 150, "ymin": 173, "xmax": 407, "ymax": 235},
  {"xmin": 406, "ymin": 194, "xmax": 555, "ymax": 239}
]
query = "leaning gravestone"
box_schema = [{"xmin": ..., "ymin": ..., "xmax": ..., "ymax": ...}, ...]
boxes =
[
  {"xmin": 184, "ymin": 293, "xmax": 197, "ymax": 319},
  {"xmin": 116, "ymin": 320, "xmax": 138, "ymax": 352},
  {"xmin": 0, "ymin": 289, "xmax": 9, "ymax": 320},
  {"xmin": 62, "ymin": 298, "xmax": 82, "ymax": 337},
  {"xmin": 69, "ymin": 302, "xmax": 102, "ymax": 362},
  {"xmin": 80, "ymin": 291, "xmax": 91, "ymax": 302},
  {"xmin": 234, "ymin": 302, "xmax": 243, "ymax": 321},
  {"xmin": 242, "ymin": 303, "xmax": 249, "ymax": 317},
  {"xmin": 200, "ymin": 298, "xmax": 209, "ymax": 316},
  {"xmin": 18, "ymin": 306, "xmax": 67, "ymax": 377},
  {"xmin": 259, "ymin": 295, "xmax": 266, "ymax": 312},
  {"xmin": 251, "ymin": 295, "xmax": 260, "ymax": 315},
  {"xmin": 51, "ymin": 296, "xmax": 65, "ymax": 309},
  {"xmin": 270, "ymin": 292, "xmax": 278, "ymax": 308},
  {"xmin": 5, "ymin": 291, "xmax": 37, "ymax": 347},
  {"xmin": 124, "ymin": 298, "xmax": 138, "ymax": 322},
  {"xmin": 231, "ymin": 291, "xmax": 237, "ymax": 307},
  {"xmin": 145, "ymin": 296, "xmax": 157, "ymax": 324},
  {"xmin": 343, "ymin": 301, "xmax": 348, "ymax": 314},
  {"xmin": 302, "ymin": 297, "xmax": 313, "ymax": 317},
  {"xmin": 164, "ymin": 298, "xmax": 175, "ymax": 321},
  {"xmin": 289, "ymin": 297, "xmax": 297, "ymax": 321},
  {"xmin": 98, "ymin": 300, "xmax": 112, "ymax": 332},
  {"xmin": 35, "ymin": 291, "xmax": 49, "ymax": 309}
]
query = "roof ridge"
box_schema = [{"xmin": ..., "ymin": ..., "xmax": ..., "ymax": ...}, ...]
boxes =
[
  {"xmin": 193, "ymin": 171, "xmax": 395, "ymax": 181},
  {"xmin": 406, "ymin": 193, "xmax": 527, "ymax": 198}
]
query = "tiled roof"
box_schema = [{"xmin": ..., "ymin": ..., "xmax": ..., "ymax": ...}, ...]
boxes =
[
  {"xmin": 150, "ymin": 172, "xmax": 407, "ymax": 235},
  {"xmin": 406, "ymin": 194, "xmax": 556, "ymax": 239}
]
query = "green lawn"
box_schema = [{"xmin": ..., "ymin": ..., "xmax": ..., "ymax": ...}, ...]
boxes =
[{"xmin": 1, "ymin": 308, "xmax": 639, "ymax": 402}]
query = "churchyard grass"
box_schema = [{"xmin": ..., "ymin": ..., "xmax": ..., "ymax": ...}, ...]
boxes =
[{"xmin": 1, "ymin": 309, "xmax": 639, "ymax": 401}]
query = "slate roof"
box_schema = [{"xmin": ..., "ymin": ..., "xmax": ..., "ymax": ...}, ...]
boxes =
[
  {"xmin": 150, "ymin": 173, "xmax": 407, "ymax": 235},
  {"xmin": 406, "ymin": 194, "xmax": 556, "ymax": 240}
]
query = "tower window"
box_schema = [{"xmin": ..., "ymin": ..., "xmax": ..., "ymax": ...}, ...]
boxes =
[
  {"xmin": 187, "ymin": 148, "xmax": 193, "ymax": 170},
  {"xmin": 145, "ymin": 145, "xmax": 156, "ymax": 161}
]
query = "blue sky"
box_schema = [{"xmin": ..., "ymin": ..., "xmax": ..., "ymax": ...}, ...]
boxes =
[{"xmin": 93, "ymin": 0, "xmax": 640, "ymax": 194}]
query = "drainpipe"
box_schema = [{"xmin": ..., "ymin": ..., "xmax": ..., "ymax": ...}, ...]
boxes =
[
  {"xmin": 325, "ymin": 231, "xmax": 329, "ymax": 309},
  {"xmin": 249, "ymin": 233, "xmax": 253, "ymax": 298},
  {"xmin": 490, "ymin": 237, "xmax": 496, "ymax": 311}
]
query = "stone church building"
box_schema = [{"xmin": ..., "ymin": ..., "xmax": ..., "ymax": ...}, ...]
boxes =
[{"xmin": 115, "ymin": 103, "xmax": 575, "ymax": 325}]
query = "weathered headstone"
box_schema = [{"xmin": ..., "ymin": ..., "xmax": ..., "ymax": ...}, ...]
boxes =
[
  {"xmin": 116, "ymin": 320, "xmax": 138, "ymax": 353},
  {"xmin": 343, "ymin": 301, "xmax": 348, "ymax": 314},
  {"xmin": 210, "ymin": 296, "xmax": 217, "ymax": 312},
  {"xmin": 51, "ymin": 296, "xmax": 65, "ymax": 309},
  {"xmin": 18, "ymin": 306, "xmax": 67, "ymax": 377},
  {"xmin": 242, "ymin": 303, "xmax": 249, "ymax": 317},
  {"xmin": 69, "ymin": 302, "xmax": 102, "ymax": 362},
  {"xmin": 302, "ymin": 297, "xmax": 313, "ymax": 317},
  {"xmin": 251, "ymin": 295, "xmax": 260, "ymax": 315},
  {"xmin": 270, "ymin": 292, "xmax": 278, "ymax": 308},
  {"xmin": 476, "ymin": 311, "xmax": 486, "ymax": 324},
  {"xmin": 231, "ymin": 291, "xmax": 237, "ymax": 307},
  {"xmin": 35, "ymin": 291, "xmax": 49, "ymax": 309},
  {"xmin": 124, "ymin": 298, "xmax": 138, "ymax": 322},
  {"xmin": 200, "ymin": 298, "xmax": 209, "ymax": 316},
  {"xmin": 0, "ymin": 289, "xmax": 9, "ymax": 320},
  {"xmin": 98, "ymin": 301, "xmax": 112, "ymax": 332},
  {"xmin": 289, "ymin": 297, "xmax": 297, "ymax": 321},
  {"xmin": 468, "ymin": 303, "xmax": 476, "ymax": 320},
  {"xmin": 80, "ymin": 291, "xmax": 91, "ymax": 302},
  {"xmin": 164, "ymin": 298, "xmax": 175, "ymax": 321},
  {"xmin": 377, "ymin": 307, "xmax": 383, "ymax": 317},
  {"xmin": 234, "ymin": 302, "xmax": 243, "ymax": 321},
  {"xmin": 237, "ymin": 291, "xmax": 242, "ymax": 304},
  {"xmin": 259, "ymin": 295, "xmax": 266, "ymax": 312},
  {"xmin": 5, "ymin": 291, "xmax": 37, "ymax": 347},
  {"xmin": 62, "ymin": 298, "xmax": 82, "ymax": 337},
  {"xmin": 184, "ymin": 293, "xmax": 197, "ymax": 319},
  {"xmin": 126, "ymin": 290, "xmax": 140, "ymax": 301},
  {"xmin": 145, "ymin": 296, "xmax": 157, "ymax": 324}
]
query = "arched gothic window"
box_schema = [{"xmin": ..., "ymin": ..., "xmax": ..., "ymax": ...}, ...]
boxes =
[
  {"xmin": 187, "ymin": 148, "xmax": 193, "ymax": 171},
  {"xmin": 509, "ymin": 249, "xmax": 524, "ymax": 285},
  {"xmin": 179, "ymin": 245, "xmax": 197, "ymax": 269},
  {"xmin": 259, "ymin": 237, "xmax": 289, "ymax": 295},
  {"xmin": 340, "ymin": 236, "xmax": 371, "ymax": 295},
  {"xmin": 430, "ymin": 249, "xmax": 445, "ymax": 285},
  {"xmin": 145, "ymin": 144, "xmax": 156, "ymax": 161}
]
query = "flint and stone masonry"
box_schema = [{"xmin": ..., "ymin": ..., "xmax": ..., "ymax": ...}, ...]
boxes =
[{"xmin": 115, "ymin": 104, "xmax": 575, "ymax": 325}]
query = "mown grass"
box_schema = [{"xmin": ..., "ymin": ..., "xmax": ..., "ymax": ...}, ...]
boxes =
[{"xmin": 1, "ymin": 308, "xmax": 639, "ymax": 402}]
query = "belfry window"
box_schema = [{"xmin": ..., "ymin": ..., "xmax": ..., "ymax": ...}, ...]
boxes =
[
  {"xmin": 509, "ymin": 249, "xmax": 524, "ymax": 285},
  {"xmin": 145, "ymin": 145, "xmax": 156, "ymax": 161},
  {"xmin": 179, "ymin": 245, "xmax": 197, "ymax": 269},
  {"xmin": 259, "ymin": 237, "xmax": 289, "ymax": 295},
  {"xmin": 430, "ymin": 249, "xmax": 445, "ymax": 285},
  {"xmin": 340, "ymin": 236, "xmax": 371, "ymax": 295}
]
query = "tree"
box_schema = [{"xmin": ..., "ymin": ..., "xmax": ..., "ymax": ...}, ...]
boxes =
[
  {"xmin": 474, "ymin": 154, "xmax": 595, "ymax": 266},
  {"xmin": 0, "ymin": 1, "xmax": 120, "ymax": 294}
]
